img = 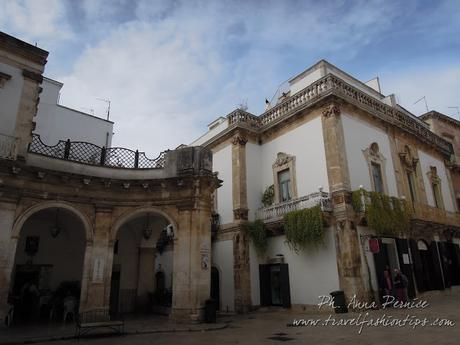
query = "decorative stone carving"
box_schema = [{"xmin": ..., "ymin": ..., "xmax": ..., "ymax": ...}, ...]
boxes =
[
  {"xmin": 232, "ymin": 135, "xmax": 248, "ymax": 146},
  {"xmin": 0, "ymin": 71, "xmax": 11, "ymax": 88},
  {"xmin": 399, "ymin": 145, "xmax": 418, "ymax": 170},
  {"xmin": 322, "ymin": 104, "xmax": 341, "ymax": 117},
  {"xmin": 273, "ymin": 152, "xmax": 294, "ymax": 168},
  {"xmin": 233, "ymin": 208, "xmax": 248, "ymax": 220}
]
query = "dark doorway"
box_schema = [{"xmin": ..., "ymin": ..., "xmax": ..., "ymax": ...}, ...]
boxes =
[
  {"xmin": 210, "ymin": 267, "xmax": 220, "ymax": 310},
  {"xmin": 373, "ymin": 238, "xmax": 402, "ymax": 302},
  {"xmin": 109, "ymin": 271, "xmax": 120, "ymax": 314},
  {"xmin": 259, "ymin": 263, "xmax": 291, "ymax": 308},
  {"xmin": 446, "ymin": 242, "xmax": 460, "ymax": 285}
]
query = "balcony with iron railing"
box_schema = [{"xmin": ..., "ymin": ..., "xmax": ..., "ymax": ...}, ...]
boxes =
[
  {"xmin": 0, "ymin": 133, "xmax": 18, "ymax": 160},
  {"xmin": 28, "ymin": 134, "xmax": 166, "ymax": 169},
  {"xmin": 255, "ymin": 190, "xmax": 332, "ymax": 222}
]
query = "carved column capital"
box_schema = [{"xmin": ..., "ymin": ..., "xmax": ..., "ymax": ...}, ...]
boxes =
[
  {"xmin": 233, "ymin": 208, "xmax": 249, "ymax": 220},
  {"xmin": 232, "ymin": 135, "xmax": 248, "ymax": 146},
  {"xmin": 322, "ymin": 104, "xmax": 341, "ymax": 117}
]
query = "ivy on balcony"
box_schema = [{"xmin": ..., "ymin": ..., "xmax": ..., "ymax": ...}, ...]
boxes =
[
  {"xmin": 244, "ymin": 219, "xmax": 268, "ymax": 257},
  {"xmin": 283, "ymin": 205, "xmax": 325, "ymax": 252},
  {"xmin": 351, "ymin": 189, "xmax": 411, "ymax": 237}
]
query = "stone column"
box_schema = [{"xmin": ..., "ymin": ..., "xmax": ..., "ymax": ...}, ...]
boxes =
[
  {"xmin": 231, "ymin": 133, "xmax": 252, "ymax": 312},
  {"xmin": 321, "ymin": 103, "xmax": 367, "ymax": 302},
  {"xmin": 0, "ymin": 201, "xmax": 18, "ymax": 324},
  {"xmin": 15, "ymin": 70, "xmax": 42, "ymax": 158},
  {"xmin": 171, "ymin": 201, "xmax": 212, "ymax": 321},
  {"xmin": 80, "ymin": 206, "xmax": 112, "ymax": 311}
]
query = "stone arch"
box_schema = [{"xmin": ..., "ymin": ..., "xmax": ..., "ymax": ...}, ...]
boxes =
[
  {"xmin": 111, "ymin": 206, "xmax": 178, "ymax": 242},
  {"xmin": 12, "ymin": 200, "xmax": 93, "ymax": 242}
]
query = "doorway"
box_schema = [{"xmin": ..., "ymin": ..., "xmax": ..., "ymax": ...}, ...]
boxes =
[
  {"xmin": 210, "ymin": 267, "xmax": 220, "ymax": 310},
  {"xmin": 259, "ymin": 263, "xmax": 291, "ymax": 308}
]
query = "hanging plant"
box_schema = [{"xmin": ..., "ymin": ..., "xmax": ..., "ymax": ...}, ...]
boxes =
[
  {"xmin": 353, "ymin": 189, "xmax": 411, "ymax": 237},
  {"xmin": 243, "ymin": 219, "xmax": 268, "ymax": 256},
  {"xmin": 261, "ymin": 185, "xmax": 275, "ymax": 207},
  {"xmin": 283, "ymin": 205, "xmax": 325, "ymax": 253}
]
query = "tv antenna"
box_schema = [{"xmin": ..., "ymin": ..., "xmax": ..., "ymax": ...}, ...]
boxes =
[
  {"xmin": 237, "ymin": 99, "xmax": 248, "ymax": 111},
  {"xmin": 448, "ymin": 106, "xmax": 460, "ymax": 120},
  {"xmin": 97, "ymin": 98, "xmax": 111, "ymax": 121},
  {"xmin": 413, "ymin": 96, "xmax": 429, "ymax": 113}
]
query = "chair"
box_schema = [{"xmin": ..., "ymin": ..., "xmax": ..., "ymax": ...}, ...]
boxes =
[{"xmin": 63, "ymin": 297, "xmax": 76, "ymax": 324}]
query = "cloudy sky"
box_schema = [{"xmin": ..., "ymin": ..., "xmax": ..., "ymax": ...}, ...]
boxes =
[{"xmin": 1, "ymin": 0, "xmax": 460, "ymax": 155}]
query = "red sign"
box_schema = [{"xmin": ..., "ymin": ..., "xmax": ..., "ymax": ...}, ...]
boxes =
[{"xmin": 369, "ymin": 238, "xmax": 380, "ymax": 253}]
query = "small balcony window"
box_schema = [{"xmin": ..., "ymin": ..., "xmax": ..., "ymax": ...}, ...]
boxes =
[
  {"xmin": 278, "ymin": 169, "xmax": 292, "ymax": 202},
  {"xmin": 371, "ymin": 162, "xmax": 384, "ymax": 193}
]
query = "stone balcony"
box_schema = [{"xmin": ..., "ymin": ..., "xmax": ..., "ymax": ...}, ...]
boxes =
[
  {"xmin": 411, "ymin": 202, "xmax": 460, "ymax": 229},
  {"xmin": 0, "ymin": 133, "xmax": 17, "ymax": 160},
  {"xmin": 255, "ymin": 191, "xmax": 332, "ymax": 223}
]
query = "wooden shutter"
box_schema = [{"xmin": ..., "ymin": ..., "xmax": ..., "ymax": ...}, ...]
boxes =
[
  {"xmin": 438, "ymin": 242, "xmax": 451, "ymax": 288},
  {"xmin": 429, "ymin": 241, "xmax": 445, "ymax": 290},
  {"xmin": 395, "ymin": 238, "xmax": 416, "ymax": 299},
  {"xmin": 409, "ymin": 239, "xmax": 426, "ymax": 293},
  {"xmin": 280, "ymin": 264, "xmax": 291, "ymax": 308},
  {"xmin": 259, "ymin": 264, "xmax": 271, "ymax": 306}
]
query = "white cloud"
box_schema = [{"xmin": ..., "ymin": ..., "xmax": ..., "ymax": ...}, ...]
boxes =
[
  {"xmin": 381, "ymin": 66, "xmax": 460, "ymax": 118},
  {"xmin": 0, "ymin": 0, "xmax": 73, "ymax": 46},
  {"xmin": 4, "ymin": 0, "xmax": 457, "ymax": 155}
]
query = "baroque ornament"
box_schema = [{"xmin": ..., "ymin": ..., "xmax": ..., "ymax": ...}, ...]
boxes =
[{"xmin": 322, "ymin": 104, "xmax": 341, "ymax": 117}]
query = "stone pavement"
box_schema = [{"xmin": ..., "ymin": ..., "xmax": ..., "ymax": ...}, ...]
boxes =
[
  {"xmin": 3, "ymin": 288, "xmax": 460, "ymax": 345},
  {"xmin": 0, "ymin": 314, "xmax": 228, "ymax": 345}
]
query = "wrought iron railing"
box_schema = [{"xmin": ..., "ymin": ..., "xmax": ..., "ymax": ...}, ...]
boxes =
[
  {"xmin": 255, "ymin": 191, "xmax": 332, "ymax": 221},
  {"xmin": 0, "ymin": 133, "xmax": 17, "ymax": 160},
  {"xmin": 226, "ymin": 74, "xmax": 452, "ymax": 156},
  {"xmin": 28, "ymin": 134, "xmax": 166, "ymax": 169}
]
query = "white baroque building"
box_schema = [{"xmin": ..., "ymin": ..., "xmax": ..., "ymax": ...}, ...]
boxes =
[{"xmin": 192, "ymin": 60, "xmax": 460, "ymax": 313}]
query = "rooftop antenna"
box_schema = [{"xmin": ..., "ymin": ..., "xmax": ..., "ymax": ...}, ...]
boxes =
[
  {"xmin": 448, "ymin": 106, "xmax": 460, "ymax": 120},
  {"xmin": 414, "ymin": 96, "xmax": 429, "ymax": 113},
  {"xmin": 237, "ymin": 99, "xmax": 248, "ymax": 111},
  {"xmin": 97, "ymin": 98, "xmax": 111, "ymax": 121}
]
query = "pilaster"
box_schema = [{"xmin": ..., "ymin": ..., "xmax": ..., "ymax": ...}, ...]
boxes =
[{"xmin": 321, "ymin": 103, "xmax": 367, "ymax": 303}]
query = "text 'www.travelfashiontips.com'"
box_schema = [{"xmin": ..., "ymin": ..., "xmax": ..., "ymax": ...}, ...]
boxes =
[{"xmin": 290, "ymin": 295, "xmax": 455, "ymax": 334}]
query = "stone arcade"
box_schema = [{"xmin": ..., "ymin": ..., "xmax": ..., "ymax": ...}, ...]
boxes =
[{"xmin": 0, "ymin": 32, "xmax": 220, "ymax": 323}]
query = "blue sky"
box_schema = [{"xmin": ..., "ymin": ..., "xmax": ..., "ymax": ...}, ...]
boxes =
[{"xmin": 1, "ymin": 0, "xmax": 460, "ymax": 154}]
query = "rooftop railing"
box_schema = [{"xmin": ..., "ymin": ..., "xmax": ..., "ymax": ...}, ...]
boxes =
[
  {"xmin": 0, "ymin": 133, "xmax": 17, "ymax": 160},
  {"xmin": 255, "ymin": 191, "xmax": 332, "ymax": 222},
  {"xmin": 227, "ymin": 74, "xmax": 452, "ymax": 156},
  {"xmin": 28, "ymin": 134, "xmax": 166, "ymax": 169}
]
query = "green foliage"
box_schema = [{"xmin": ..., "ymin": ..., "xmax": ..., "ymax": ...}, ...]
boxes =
[
  {"xmin": 261, "ymin": 185, "xmax": 275, "ymax": 207},
  {"xmin": 351, "ymin": 190, "xmax": 364, "ymax": 213},
  {"xmin": 353, "ymin": 189, "xmax": 411, "ymax": 237},
  {"xmin": 283, "ymin": 205, "xmax": 325, "ymax": 253},
  {"xmin": 243, "ymin": 219, "xmax": 268, "ymax": 257}
]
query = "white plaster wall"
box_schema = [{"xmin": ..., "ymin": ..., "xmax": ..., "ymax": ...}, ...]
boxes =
[
  {"xmin": 13, "ymin": 213, "xmax": 86, "ymax": 290},
  {"xmin": 417, "ymin": 150, "xmax": 455, "ymax": 212},
  {"xmin": 34, "ymin": 79, "xmax": 113, "ymax": 147},
  {"xmin": 0, "ymin": 63, "xmax": 23, "ymax": 136},
  {"xmin": 211, "ymin": 240, "xmax": 235, "ymax": 312},
  {"xmin": 251, "ymin": 116, "xmax": 329, "ymax": 210},
  {"xmin": 213, "ymin": 144, "xmax": 233, "ymax": 224},
  {"xmin": 289, "ymin": 68, "xmax": 324, "ymax": 95},
  {"xmin": 341, "ymin": 113, "xmax": 398, "ymax": 196},
  {"xmin": 250, "ymin": 228, "xmax": 340, "ymax": 306},
  {"xmin": 190, "ymin": 118, "xmax": 228, "ymax": 146},
  {"xmin": 246, "ymin": 142, "xmax": 262, "ymax": 220}
]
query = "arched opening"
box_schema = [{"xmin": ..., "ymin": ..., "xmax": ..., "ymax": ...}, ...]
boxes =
[
  {"xmin": 210, "ymin": 266, "xmax": 220, "ymax": 311},
  {"xmin": 10, "ymin": 207, "xmax": 86, "ymax": 324},
  {"xmin": 110, "ymin": 211, "xmax": 174, "ymax": 315}
]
